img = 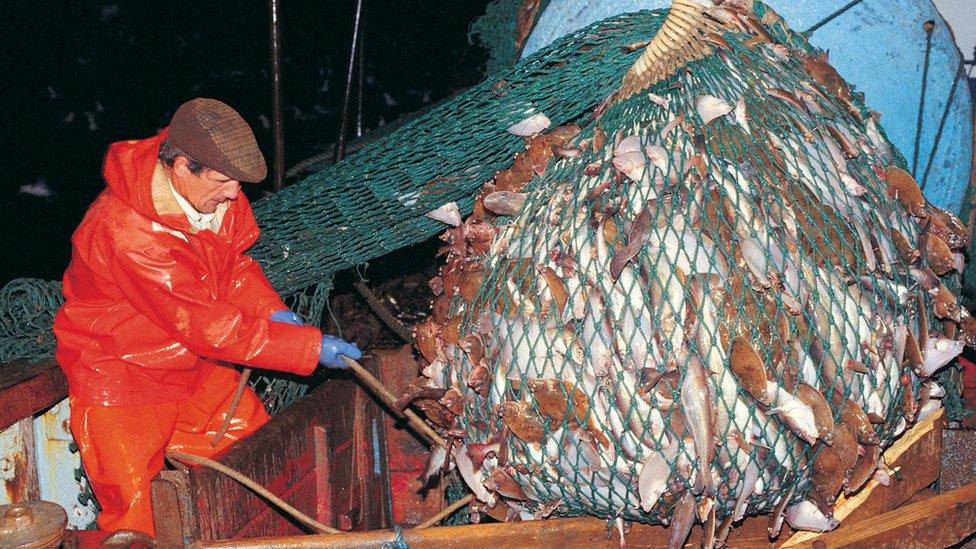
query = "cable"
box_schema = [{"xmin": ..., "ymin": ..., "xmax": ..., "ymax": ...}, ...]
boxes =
[
  {"xmin": 920, "ymin": 60, "xmax": 965, "ymax": 191},
  {"xmin": 166, "ymin": 451, "xmax": 342, "ymax": 534},
  {"xmin": 354, "ymin": 280, "xmax": 416, "ymax": 343},
  {"xmin": 803, "ymin": 0, "xmax": 867, "ymax": 35},
  {"xmin": 912, "ymin": 21, "xmax": 936, "ymax": 177}
]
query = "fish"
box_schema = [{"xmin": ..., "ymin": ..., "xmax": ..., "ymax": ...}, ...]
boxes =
[
  {"xmin": 734, "ymin": 97, "xmax": 751, "ymax": 134},
  {"xmin": 647, "ymin": 92, "xmax": 670, "ymax": 108},
  {"xmin": 768, "ymin": 485, "xmax": 796, "ymax": 538},
  {"xmin": 886, "ymin": 166, "xmax": 926, "ymax": 217},
  {"xmin": 496, "ymin": 401, "xmax": 545, "ymax": 444},
  {"xmin": 484, "ymin": 467, "xmax": 527, "ymax": 500},
  {"xmin": 420, "ymin": 444, "xmax": 448, "ymax": 487},
  {"xmin": 891, "ymin": 228, "xmax": 920, "ymax": 264},
  {"xmin": 527, "ymin": 379, "xmax": 609, "ymax": 448},
  {"xmin": 831, "ymin": 422, "xmax": 860, "ymax": 479},
  {"xmin": 845, "ymin": 444, "xmax": 880, "ymax": 495},
  {"xmin": 613, "ymin": 135, "xmax": 649, "ymax": 183},
  {"xmin": 638, "ymin": 446, "xmax": 675, "ymax": 512},
  {"xmin": 680, "ymin": 347, "xmax": 717, "ymax": 496},
  {"xmin": 730, "ymin": 336, "xmax": 771, "ymax": 404},
  {"xmin": 917, "ymin": 335, "xmax": 964, "ymax": 378},
  {"xmin": 767, "ymin": 381, "xmax": 820, "ymax": 445},
  {"xmin": 785, "ymin": 500, "xmax": 840, "ymax": 532},
  {"xmin": 925, "ymin": 234, "xmax": 956, "ymax": 276},
  {"xmin": 696, "ymin": 95, "xmax": 733, "ymax": 124},
  {"xmin": 483, "ymin": 191, "xmax": 527, "ymax": 216},
  {"xmin": 507, "ymin": 112, "xmax": 551, "ymax": 136},
  {"xmin": 812, "ymin": 445, "xmax": 845, "ymax": 505},
  {"xmin": 838, "ymin": 398, "xmax": 880, "ymax": 445},
  {"xmin": 609, "ymin": 205, "xmax": 652, "ymax": 281},
  {"xmin": 454, "ymin": 444, "xmax": 496, "ymax": 505},
  {"xmin": 766, "ymin": 88, "xmax": 808, "ymax": 113},
  {"xmin": 795, "ymin": 383, "xmax": 835, "ymax": 444},
  {"xmin": 667, "ymin": 491, "xmax": 697, "ymax": 549}
]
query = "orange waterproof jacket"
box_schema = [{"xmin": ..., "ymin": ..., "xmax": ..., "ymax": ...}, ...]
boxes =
[{"xmin": 54, "ymin": 130, "xmax": 321, "ymax": 406}]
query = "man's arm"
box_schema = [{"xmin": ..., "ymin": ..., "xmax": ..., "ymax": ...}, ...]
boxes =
[
  {"xmin": 227, "ymin": 253, "xmax": 293, "ymax": 319},
  {"xmin": 106, "ymin": 229, "xmax": 321, "ymax": 376}
]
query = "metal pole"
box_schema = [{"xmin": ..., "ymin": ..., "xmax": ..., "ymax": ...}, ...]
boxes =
[
  {"xmin": 333, "ymin": 0, "xmax": 364, "ymax": 164},
  {"xmin": 355, "ymin": 9, "xmax": 366, "ymax": 139},
  {"xmin": 269, "ymin": 0, "xmax": 285, "ymax": 191}
]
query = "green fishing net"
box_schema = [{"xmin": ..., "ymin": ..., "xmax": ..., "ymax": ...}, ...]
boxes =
[{"xmin": 410, "ymin": 2, "xmax": 972, "ymax": 535}]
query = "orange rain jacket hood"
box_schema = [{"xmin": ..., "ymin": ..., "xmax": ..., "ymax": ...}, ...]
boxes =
[{"xmin": 54, "ymin": 130, "xmax": 321, "ymax": 406}]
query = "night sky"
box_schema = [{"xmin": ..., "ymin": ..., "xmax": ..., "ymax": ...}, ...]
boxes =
[{"xmin": 1, "ymin": 1, "xmax": 491, "ymax": 286}]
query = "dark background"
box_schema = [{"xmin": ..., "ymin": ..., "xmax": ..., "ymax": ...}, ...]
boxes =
[{"xmin": 0, "ymin": 1, "xmax": 492, "ymax": 286}]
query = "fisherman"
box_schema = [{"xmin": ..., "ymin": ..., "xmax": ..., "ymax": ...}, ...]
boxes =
[{"xmin": 53, "ymin": 98, "xmax": 360, "ymax": 537}]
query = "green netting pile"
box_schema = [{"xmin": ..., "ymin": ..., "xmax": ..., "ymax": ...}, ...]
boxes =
[
  {"xmin": 469, "ymin": 0, "xmax": 552, "ymax": 76},
  {"xmin": 0, "ymin": 278, "xmax": 63, "ymax": 362},
  {"xmin": 410, "ymin": 2, "xmax": 974, "ymax": 540}
]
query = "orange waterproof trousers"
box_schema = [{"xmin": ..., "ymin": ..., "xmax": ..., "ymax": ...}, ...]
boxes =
[{"xmin": 70, "ymin": 365, "xmax": 270, "ymax": 537}]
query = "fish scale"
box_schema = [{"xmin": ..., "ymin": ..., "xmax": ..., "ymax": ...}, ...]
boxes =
[{"xmin": 413, "ymin": 1, "xmax": 974, "ymax": 543}]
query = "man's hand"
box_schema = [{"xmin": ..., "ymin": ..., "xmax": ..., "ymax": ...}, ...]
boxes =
[
  {"xmin": 319, "ymin": 335, "xmax": 362, "ymax": 369},
  {"xmin": 270, "ymin": 309, "xmax": 304, "ymax": 326}
]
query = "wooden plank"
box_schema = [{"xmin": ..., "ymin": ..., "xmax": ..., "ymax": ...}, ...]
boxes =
[
  {"xmin": 0, "ymin": 359, "xmax": 58, "ymax": 390},
  {"xmin": 0, "ymin": 360, "xmax": 67, "ymax": 431},
  {"xmin": 313, "ymin": 425, "xmax": 335, "ymax": 525},
  {"xmin": 189, "ymin": 381, "xmax": 336, "ymax": 541},
  {"xmin": 188, "ymin": 382, "xmax": 951, "ymax": 547},
  {"xmin": 783, "ymin": 408, "xmax": 944, "ymax": 546},
  {"xmin": 841, "ymin": 410, "xmax": 944, "ymax": 524},
  {"xmin": 786, "ymin": 482, "xmax": 976, "ymax": 548},
  {"xmin": 232, "ymin": 477, "xmax": 317, "ymax": 539},
  {"xmin": 190, "ymin": 516, "xmax": 647, "ymax": 548},
  {"xmin": 158, "ymin": 362, "xmax": 392, "ymax": 543},
  {"xmin": 151, "ymin": 469, "xmax": 201, "ymax": 548},
  {"xmin": 359, "ymin": 356, "xmax": 393, "ymax": 530},
  {"xmin": 375, "ymin": 345, "xmax": 442, "ymax": 525},
  {"xmin": 191, "ymin": 512, "xmax": 789, "ymax": 549}
]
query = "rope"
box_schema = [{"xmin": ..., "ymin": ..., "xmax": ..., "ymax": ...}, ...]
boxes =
[
  {"xmin": 166, "ymin": 452, "xmax": 471, "ymax": 540},
  {"xmin": 342, "ymin": 356, "xmax": 447, "ymax": 448},
  {"xmin": 354, "ymin": 280, "xmax": 416, "ymax": 343},
  {"xmin": 211, "ymin": 367, "xmax": 253, "ymax": 446},
  {"xmin": 166, "ymin": 451, "xmax": 342, "ymax": 534},
  {"xmin": 325, "ymin": 295, "xmax": 343, "ymax": 340},
  {"xmin": 920, "ymin": 60, "xmax": 965, "ymax": 191},
  {"xmin": 913, "ymin": 21, "xmax": 936, "ymax": 177},
  {"xmin": 415, "ymin": 494, "xmax": 475, "ymax": 528},
  {"xmin": 381, "ymin": 525, "xmax": 409, "ymax": 548},
  {"xmin": 803, "ymin": 0, "xmax": 867, "ymax": 35}
]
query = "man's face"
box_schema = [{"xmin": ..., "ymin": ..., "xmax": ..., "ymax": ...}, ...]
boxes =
[{"xmin": 175, "ymin": 161, "xmax": 241, "ymax": 214}]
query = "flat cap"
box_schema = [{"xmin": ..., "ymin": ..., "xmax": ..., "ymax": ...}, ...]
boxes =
[{"xmin": 168, "ymin": 98, "xmax": 267, "ymax": 183}]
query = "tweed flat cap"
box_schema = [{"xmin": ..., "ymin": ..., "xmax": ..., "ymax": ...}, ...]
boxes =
[{"xmin": 168, "ymin": 98, "xmax": 267, "ymax": 183}]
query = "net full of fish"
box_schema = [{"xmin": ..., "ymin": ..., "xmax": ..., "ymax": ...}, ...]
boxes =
[{"xmin": 408, "ymin": 2, "xmax": 975, "ymax": 544}]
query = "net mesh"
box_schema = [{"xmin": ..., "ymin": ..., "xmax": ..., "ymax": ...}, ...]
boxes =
[
  {"xmin": 412, "ymin": 2, "xmax": 973, "ymax": 530},
  {"xmin": 469, "ymin": 0, "xmax": 552, "ymax": 76}
]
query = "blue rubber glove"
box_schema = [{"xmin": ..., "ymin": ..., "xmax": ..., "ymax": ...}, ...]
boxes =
[
  {"xmin": 319, "ymin": 335, "xmax": 362, "ymax": 369},
  {"xmin": 270, "ymin": 309, "xmax": 304, "ymax": 326}
]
